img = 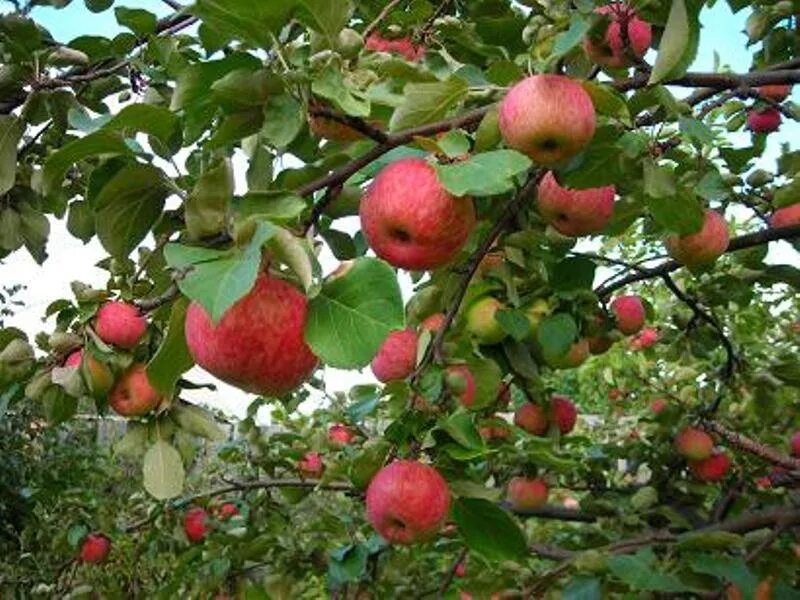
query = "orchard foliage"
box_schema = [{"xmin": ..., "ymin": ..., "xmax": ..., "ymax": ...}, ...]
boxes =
[{"xmin": 1, "ymin": 0, "xmax": 800, "ymax": 597}]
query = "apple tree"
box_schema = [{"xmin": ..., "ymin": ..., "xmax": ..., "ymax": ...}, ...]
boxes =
[{"xmin": 1, "ymin": 0, "xmax": 800, "ymax": 597}]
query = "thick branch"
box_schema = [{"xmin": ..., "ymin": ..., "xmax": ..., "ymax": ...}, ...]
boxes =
[
  {"xmin": 701, "ymin": 420, "xmax": 800, "ymax": 472},
  {"xmin": 307, "ymin": 105, "xmax": 389, "ymax": 143}
]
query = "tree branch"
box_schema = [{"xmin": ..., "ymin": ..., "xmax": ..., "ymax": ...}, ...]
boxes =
[
  {"xmin": 307, "ymin": 105, "xmax": 389, "ymax": 143},
  {"xmin": 508, "ymin": 503, "xmax": 597, "ymax": 522},
  {"xmin": 364, "ymin": 0, "xmax": 406, "ymax": 38},
  {"xmin": 701, "ymin": 420, "xmax": 800, "ymax": 472},
  {"xmin": 437, "ymin": 547, "xmax": 467, "ymax": 599}
]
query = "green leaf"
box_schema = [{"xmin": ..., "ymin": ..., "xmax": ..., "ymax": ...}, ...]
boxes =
[
  {"xmin": 563, "ymin": 576, "xmax": 602, "ymax": 600},
  {"xmin": 296, "ymin": 0, "xmax": 352, "ymax": 46},
  {"xmin": 171, "ymin": 53, "xmax": 261, "ymax": 111},
  {"xmin": 436, "ymin": 150, "xmax": 531, "ymax": 197},
  {"xmin": 142, "ymin": 440, "xmax": 185, "ymax": 500},
  {"xmin": 67, "ymin": 200, "xmax": 95, "ymax": 243},
  {"xmin": 607, "ymin": 548, "xmax": 687, "ymax": 592},
  {"xmin": 234, "ymin": 192, "xmax": 306, "ymax": 224},
  {"xmin": 439, "ymin": 411, "xmax": 483, "ymax": 449},
  {"xmin": 211, "ymin": 69, "xmax": 284, "ymax": 109},
  {"xmin": 42, "ymin": 131, "xmax": 132, "ymax": 196},
  {"xmin": 186, "ymin": 158, "xmax": 233, "ymax": 240},
  {"xmin": 93, "ymin": 163, "xmax": 169, "ymax": 258},
  {"xmin": 147, "ymin": 298, "xmax": 194, "ymax": 396},
  {"xmin": 550, "ymin": 257, "xmax": 596, "ymax": 292},
  {"xmin": 328, "ymin": 543, "xmax": 368, "ymax": 586},
  {"xmin": 536, "ymin": 313, "xmax": 578, "ymax": 357},
  {"xmin": 266, "ymin": 228, "xmax": 319, "ymax": 294},
  {"xmin": 0, "ymin": 115, "xmax": 23, "ymax": 195},
  {"xmin": 305, "ymin": 257, "xmax": 404, "ymax": 368},
  {"xmin": 84, "ymin": 0, "xmax": 113, "ymax": 12},
  {"xmin": 172, "ymin": 403, "xmax": 226, "ymax": 442},
  {"xmin": 192, "ymin": 0, "xmax": 296, "ymax": 48},
  {"xmin": 687, "ymin": 554, "xmax": 757, "ymax": 596},
  {"xmin": 645, "ymin": 190, "xmax": 704, "ymax": 235},
  {"xmin": 643, "ymin": 160, "xmax": 676, "ymax": 198},
  {"xmin": 676, "ymin": 531, "xmax": 743, "ymax": 551},
  {"xmin": 389, "ymin": 77, "xmax": 469, "ymax": 131},
  {"xmin": 42, "ymin": 385, "xmax": 78, "ymax": 425},
  {"xmin": 679, "ymin": 117, "xmax": 714, "ymax": 145},
  {"xmin": 452, "ymin": 498, "xmax": 528, "ymax": 562},
  {"xmin": 311, "ymin": 68, "xmax": 370, "ymax": 118},
  {"xmin": 103, "ymin": 104, "xmax": 179, "ymax": 146},
  {"xmin": 261, "ymin": 94, "xmax": 304, "ymax": 147},
  {"xmin": 551, "ymin": 13, "xmax": 591, "ymax": 59},
  {"xmin": 346, "ymin": 385, "xmax": 380, "ymax": 423},
  {"xmin": 582, "ymin": 82, "xmax": 630, "ymax": 124},
  {"xmin": 18, "ymin": 203, "xmax": 49, "ymax": 264},
  {"xmin": 495, "ymin": 309, "xmax": 530, "ymax": 342},
  {"xmin": 649, "ymin": 0, "xmax": 692, "ymax": 84},
  {"xmin": 114, "ymin": 7, "xmax": 156, "ymax": 36}
]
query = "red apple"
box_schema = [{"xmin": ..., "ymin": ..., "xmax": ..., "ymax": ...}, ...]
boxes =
[
  {"xmin": 370, "ymin": 328, "xmax": 418, "ymax": 382},
  {"xmin": 514, "ymin": 403, "xmax": 549, "ymax": 436},
  {"xmin": 365, "ymin": 460, "xmax": 450, "ymax": 544},
  {"xmin": 689, "ymin": 450, "xmax": 731, "ymax": 482},
  {"xmin": 298, "ymin": 451, "xmax": 324, "ymax": 477},
  {"xmin": 650, "ymin": 398, "xmax": 667, "ymax": 414},
  {"xmin": 611, "ymin": 295, "xmax": 645, "ymax": 335},
  {"xmin": 79, "ymin": 533, "xmax": 111, "ymax": 563},
  {"xmin": 365, "ymin": 32, "xmax": 425, "ymax": 61},
  {"xmin": 419, "ymin": 312, "xmax": 447, "ymax": 334},
  {"xmin": 217, "ymin": 502, "xmax": 239, "ymax": 520},
  {"xmin": 185, "ymin": 273, "xmax": 318, "ymax": 396},
  {"xmin": 328, "ymin": 424, "xmax": 355, "ymax": 446},
  {"xmin": 665, "ymin": 209, "xmax": 729, "ymax": 266},
  {"xmin": 446, "ymin": 365, "xmax": 476, "ymax": 408},
  {"xmin": 454, "ymin": 559, "xmax": 466, "ymax": 577},
  {"xmin": 747, "ymin": 107, "xmax": 781, "ymax": 133},
  {"xmin": 95, "ymin": 301, "xmax": 146, "ymax": 350},
  {"xmin": 583, "ymin": 3, "xmax": 652, "ymax": 68},
  {"xmin": 675, "ymin": 427, "xmax": 713, "ymax": 461},
  {"xmin": 758, "ymin": 84, "xmax": 791, "ymax": 102},
  {"xmin": 790, "ymin": 431, "xmax": 800, "ymax": 458},
  {"xmin": 552, "ymin": 395, "xmax": 577, "ymax": 434},
  {"xmin": 184, "ymin": 507, "xmax": 209, "ymax": 542},
  {"xmin": 506, "ymin": 476, "xmax": 549, "ymax": 511},
  {"xmin": 630, "ymin": 327, "xmax": 658, "ymax": 350},
  {"xmin": 359, "ymin": 158, "xmax": 476, "ymax": 270},
  {"xmin": 536, "ymin": 172, "xmax": 615, "ymax": 237},
  {"xmin": 498, "ymin": 74, "xmax": 596, "ymax": 166},
  {"xmin": 108, "ymin": 363, "xmax": 162, "ymax": 417},
  {"xmin": 65, "ymin": 349, "xmax": 82, "ymax": 367},
  {"xmin": 770, "ymin": 203, "xmax": 800, "ymax": 229}
]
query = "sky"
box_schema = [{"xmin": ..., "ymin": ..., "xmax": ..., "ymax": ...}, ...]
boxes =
[{"xmin": 1, "ymin": 1, "xmax": 797, "ymax": 422}]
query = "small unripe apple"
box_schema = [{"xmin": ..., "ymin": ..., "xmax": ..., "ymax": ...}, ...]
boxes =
[
  {"xmin": 610, "ymin": 295, "xmax": 645, "ymax": 335},
  {"xmin": 758, "ymin": 84, "xmax": 791, "ymax": 102},
  {"xmin": 95, "ymin": 301, "xmax": 146, "ymax": 350},
  {"xmin": 770, "ymin": 203, "xmax": 800, "ymax": 229},
  {"xmin": 336, "ymin": 27, "xmax": 364, "ymax": 59},
  {"xmin": 79, "ymin": 533, "xmax": 111, "ymax": 563},
  {"xmin": 365, "ymin": 33, "xmax": 425, "ymax": 61},
  {"xmin": 328, "ymin": 424, "xmax": 355, "ymax": 446},
  {"xmin": 514, "ymin": 403, "xmax": 548, "ymax": 436},
  {"xmin": 506, "ymin": 476, "xmax": 549, "ymax": 510},
  {"xmin": 360, "ymin": 158, "xmax": 476, "ymax": 270},
  {"xmin": 551, "ymin": 395, "xmax": 577, "ymax": 434},
  {"xmin": 465, "ymin": 297, "xmax": 507, "ymax": 345},
  {"xmin": 65, "ymin": 349, "xmax": 114, "ymax": 399},
  {"xmin": 108, "ymin": 363, "xmax": 162, "ymax": 417},
  {"xmin": 583, "ymin": 3, "xmax": 652, "ymax": 68},
  {"xmin": 790, "ymin": 431, "xmax": 800, "ymax": 458},
  {"xmin": 365, "ymin": 460, "xmax": 450, "ymax": 544},
  {"xmin": 629, "ymin": 327, "xmax": 658, "ymax": 350},
  {"xmin": 184, "ymin": 507, "xmax": 209, "ymax": 542},
  {"xmin": 370, "ymin": 329, "xmax": 418, "ymax": 382},
  {"xmin": 665, "ymin": 209, "xmax": 729, "ymax": 267},
  {"xmin": 525, "ymin": 299, "xmax": 551, "ymax": 335},
  {"xmin": 689, "ymin": 450, "xmax": 731, "ymax": 482},
  {"xmin": 747, "ymin": 106, "xmax": 781, "ymax": 133},
  {"xmin": 445, "ymin": 365, "xmax": 476, "ymax": 408},
  {"xmin": 536, "ymin": 171, "xmax": 615, "ymax": 237},
  {"xmin": 675, "ymin": 427, "xmax": 713, "ymax": 461},
  {"xmin": 498, "ymin": 74, "xmax": 596, "ymax": 166},
  {"xmin": 298, "ymin": 451, "xmax": 324, "ymax": 477}
]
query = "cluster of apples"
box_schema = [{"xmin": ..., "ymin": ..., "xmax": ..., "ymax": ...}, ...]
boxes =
[
  {"xmin": 295, "ymin": 423, "xmax": 357, "ymax": 479},
  {"xmin": 746, "ymin": 84, "xmax": 793, "ymax": 134},
  {"xmin": 675, "ymin": 427, "xmax": 731, "ymax": 482},
  {"xmin": 184, "ymin": 501, "xmax": 241, "ymax": 543}
]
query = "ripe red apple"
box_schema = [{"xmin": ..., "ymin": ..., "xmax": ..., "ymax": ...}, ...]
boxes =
[
  {"xmin": 665, "ymin": 209, "xmax": 729, "ymax": 266},
  {"xmin": 496, "ymin": 382, "xmax": 511, "ymax": 409},
  {"xmin": 514, "ymin": 403, "xmax": 548, "ymax": 436},
  {"xmin": 544, "ymin": 338, "xmax": 590, "ymax": 369},
  {"xmin": 630, "ymin": 327, "xmax": 658, "ymax": 350},
  {"xmin": 184, "ymin": 507, "xmax": 209, "ymax": 542},
  {"xmin": 790, "ymin": 431, "xmax": 800, "ymax": 458},
  {"xmin": 454, "ymin": 560, "xmax": 466, "ymax": 578},
  {"xmin": 298, "ymin": 451, "xmax": 324, "ymax": 477},
  {"xmin": 446, "ymin": 365, "xmax": 476, "ymax": 408},
  {"xmin": 359, "ymin": 158, "xmax": 476, "ymax": 270},
  {"xmin": 328, "ymin": 423, "xmax": 355, "ymax": 446},
  {"xmin": 108, "ymin": 363, "xmax": 162, "ymax": 417},
  {"xmin": 758, "ymin": 84, "xmax": 791, "ymax": 102},
  {"xmin": 479, "ymin": 422, "xmax": 511, "ymax": 442},
  {"xmin": 365, "ymin": 460, "xmax": 450, "ymax": 544},
  {"xmin": 536, "ymin": 172, "xmax": 615, "ymax": 237},
  {"xmin": 506, "ymin": 476, "xmax": 549, "ymax": 511},
  {"xmin": 611, "ymin": 295, "xmax": 645, "ymax": 335},
  {"xmin": 650, "ymin": 398, "xmax": 667, "ymax": 414},
  {"xmin": 689, "ymin": 450, "xmax": 731, "ymax": 482},
  {"xmin": 498, "ymin": 74, "xmax": 596, "ymax": 166},
  {"xmin": 64, "ymin": 349, "xmax": 114, "ymax": 399},
  {"xmin": 770, "ymin": 203, "xmax": 800, "ymax": 229},
  {"xmin": 95, "ymin": 301, "xmax": 146, "ymax": 350},
  {"xmin": 365, "ymin": 32, "xmax": 425, "ymax": 61},
  {"xmin": 583, "ymin": 3, "xmax": 652, "ymax": 68},
  {"xmin": 370, "ymin": 328, "xmax": 418, "ymax": 382},
  {"xmin": 419, "ymin": 312, "xmax": 447, "ymax": 334},
  {"xmin": 65, "ymin": 349, "xmax": 82, "ymax": 367},
  {"xmin": 185, "ymin": 273, "xmax": 318, "ymax": 396},
  {"xmin": 747, "ymin": 107, "xmax": 781, "ymax": 133},
  {"xmin": 79, "ymin": 533, "xmax": 111, "ymax": 563},
  {"xmin": 217, "ymin": 502, "xmax": 239, "ymax": 520},
  {"xmin": 675, "ymin": 427, "xmax": 713, "ymax": 461},
  {"xmin": 552, "ymin": 395, "xmax": 577, "ymax": 434},
  {"xmin": 465, "ymin": 297, "xmax": 507, "ymax": 345}
]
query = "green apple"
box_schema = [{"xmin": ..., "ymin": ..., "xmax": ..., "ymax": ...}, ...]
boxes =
[{"xmin": 465, "ymin": 297, "xmax": 507, "ymax": 345}]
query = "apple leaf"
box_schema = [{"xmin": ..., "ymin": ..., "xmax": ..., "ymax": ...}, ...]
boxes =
[
  {"xmin": 389, "ymin": 77, "xmax": 469, "ymax": 131},
  {"xmin": 536, "ymin": 313, "xmax": 578, "ymax": 358},
  {"xmin": 436, "ymin": 150, "xmax": 531, "ymax": 197},
  {"xmin": 452, "ymin": 497, "xmax": 528, "ymax": 562},
  {"xmin": 645, "ymin": 189, "xmax": 704, "ymax": 235},
  {"xmin": 439, "ymin": 410, "xmax": 483, "ymax": 449},
  {"xmin": 607, "ymin": 549, "xmax": 688, "ymax": 592},
  {"xmin": 563, "ymin": 576, "xmax": 602, "ymax": 600},
  {"xmin": 549, "ymin": 257, "xmax": 596, "ymax": 293},
  {"xmin": 0, "ymin": 115, "xmax": 24, "ymax": 195},
  {"xmin": 185, "ymin": 158, "xmax": 233, "ymax": 240},
  {"xmin": 172, "ymin": 403, "xmax": 226, "ymax": 442},
  {"xmin": 143, "ymin": 440, "xmax": 185, "ymax": 500},
  {"xmin": 649, "ymin": 0, "xmax": 700, "ymax": 85},
  {"xmin": 147, "ymin": 298, "xmax": 194, "ymax": 396}
]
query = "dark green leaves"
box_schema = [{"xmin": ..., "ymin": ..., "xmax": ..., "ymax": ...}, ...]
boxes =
[
  {"xmin": 115, "ymin": 7, "xmax": 157, "ymax": 37},
  {"xmin": 305, "ymin": 258, "xmax": 404, "ymax": 368},
  {"xmin": 536, "ymin": 313, "xmax": 578, "ymax": 357},
  {"xmin": 550, "ymin": 257, "xmax": 596, "ymax": 292},
  {"xmin": 452, "ymin": 498, "xmax": 527, "ymax": 562},
  {"xmin": 643, "ymin": 161, "xmax": 704, "ymax": 235},
  {"xmin": 103, "ymin": 104, "xmax": 180, "ymax": 147},
  {"xmin": 147, "ymin": 298, "xmax": 194, "ymax": 396},
  {"xmin": 607, "ymin": 549, "xmax": 687, "ymax": 592},
  {"xmin": 93, "ymin": 163, "xmax": 170, "ymax": 258},
  {"xmin": 0, "ymin": 116, "xmax": 23, "ymax": 195},
  {"xmin": 296, "ymin": 0, "xmax": 352, "ymax": 47},
  {"xmin": 436, "ymin": 150, "xmax": 531, "ymax": 197},
  {"xmin": 42, "ymin": 131, "xmax": 132, "ymax": 196},
  {"xmin": 311, "ymin": 67, "xmax": 370, "ymax": 117},
  {"xmin": 390, "ymin": 77, "xmax": 469, "ymax": 131},
  {"xmin": 649, "ymin": 0, "xmax": 700, "ymax": 84},
  {"xmin": 185, "ymin": 158, "xmax": 233, "ymax": 240},
  {"xmin": 192, "ymin": 0, "xmax": 296, "ymax": 48}
]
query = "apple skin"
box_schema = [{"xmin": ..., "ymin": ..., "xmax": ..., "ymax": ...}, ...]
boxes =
[
  {"xmin": 370, "ymin": 329, "xmax": 418, "ymax": 382},
  {"xmin": 298, "ymin": 451, "xmax": 324, "ymax": 478},
  {"xmin": 465, "ymin": 297, "xmax": 507, "ymax": 345},
  {"xmin": 454, "ymin": 561, "xmax": 466, "ymax": 578},
  {"xmin": 365, "ymin": 460, "xmax": 450, "ymax": 545},
  {"xmin": 446, "ymin": 365, "xmax": 476, "ymax": 408},
  {"xmin": 525, "ymin": 299, "xmax": 551, "ymax": 335},
  {"xmin": 790, "ymin": 431, "xmax": 800, "ymax": 458},
  {"xmin": 184, "ymin": 507, "xmax": 209, "ymax": 542},
  {"xmin": 675, "ymin": 427, "xmax": 714, "ymax": 461},
  {"xmin": 185, "ymin": 273, "xmax": 318, "ymax": 396},
  {"xmin": 630, "ymin": 327, "xmax": 658, "ymax": 350},
  {"xmin": 583, "ymin": 3, "xmax": 652, "ymax": 68},
  {"xmin": 689, "ymin": 450, "xmax": 731, "ymax": 482},
  {"xmin": 365, "ymin": 33, "xmax": 425, "ymax": 62},
  {"xmin": 506, "ymin": 476, "xmax": 549, "ymax": 511},
  {"xmin": 419, "ymin": 312, "xmax": 447, "ymax": 334},
  {"xmin": 770, "ymin": 203, "xmax": 800, "ymax": 228},
  {"xmin": 536, "ymin": 171, "xmax": 615, "ymax": 236},
  {"xmin": 217, "ymin": 502, "xmax": 239, "ymax": 520},
  {"xmin": 108, "ymin": 363, "xmax": 162, "ymax": 417},
  {"xmin": 79, "ymin": 533, "xmax": 111, "ymax": 563},
  {"xmin": 758, "ymin": 84, "xmax": 791, "ymax": 102},
  {"xmin": 650, "ymin": 398, "xmax": 667, "ymax": 414},
  {"xmin": 359, "ymin": 158, "xmax": 476, "ymax": 270},
  {"xmin": 514, "ymin": 403, "xmax": 549, "ymax": 436},
  {"xmin": 65, "ymin": 349, "xmax": 114, "ymax": 399},
  {"xmin": 610, "ymin": 294, "xmax": 645, "ymax": 335},
  {"xmin": 665, "ymin": 209, "xmax": 729, "ymax": 267},
  {"xmin": 95, "ymin": 301, "xmax": 147, "ymax": 350},
  {"xmin": 544, "ymin": 338, "xmax": 590, "ymax": 369},
  {"xmin": 498, "ymin": 74, "xmax": 596, "ymax": 166},
  {"xmin": 328, "ymin": 424, "xmax": 355, "ymax": 446},
  {"xmin": 552, "ymin": 395, "xmax": 577, "ymax": 434},
  {"xmin": 747, "ymin": 107, "xmax": 781, "ymax": 133}
]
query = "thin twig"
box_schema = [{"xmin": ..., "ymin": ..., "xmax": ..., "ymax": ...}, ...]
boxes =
[
  {"xmin": 364, "ymin": 0, "xmax": 406, "ymax": 38},
  {"xmin": 437, "ymin": 547, "xmax": 467, "ymax": 599}
]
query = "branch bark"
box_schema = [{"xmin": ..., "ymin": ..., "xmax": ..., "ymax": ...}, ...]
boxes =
[{"xmin": 701, "ymin": 420, "xmax": 800, "ymax": 472}]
